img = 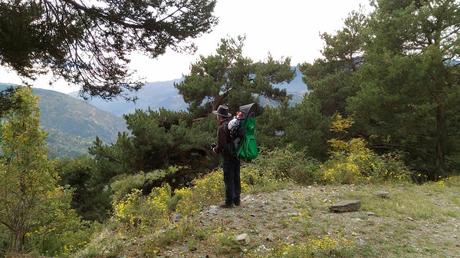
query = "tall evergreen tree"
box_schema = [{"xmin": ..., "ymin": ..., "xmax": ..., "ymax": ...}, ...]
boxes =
[
  {"xmin": 176, "ymin": 36, "xmax": 294, "ymax": 116},
  {"xmin": 348, "ymin": 0, "xmax": 460, "ymax": 177},
  {"xmin": 300, "ymin": 11, "xmax": 367, "ymax": 116}
]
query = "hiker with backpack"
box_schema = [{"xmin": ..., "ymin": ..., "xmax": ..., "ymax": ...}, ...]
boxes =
[
  {"xmin": 212, "ymin": 103, "xmax": 260, "ymax": 208},
  {"xmin": 212, "ymin": 105, "xmax": 241, "ymax": 208}
]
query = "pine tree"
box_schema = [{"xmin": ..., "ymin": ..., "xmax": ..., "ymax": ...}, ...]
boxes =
[
  {"xmin": 348, "ymin": 0, "xmax": 460, "ymax": 177},
  {"xmin": 176, "ymin": 36, "xmax": 294, "ymax": 117}
]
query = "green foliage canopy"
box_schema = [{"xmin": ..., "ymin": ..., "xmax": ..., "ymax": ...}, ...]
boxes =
[
  {"xmin": 0, "ymin": 0, "xmax": 217, "ymax": 100},
  {"xmin": 176, "ymin": 36, "xmax": 295, "ymax": 116},
  {"xmin": 348, "ymin": 0, "xmax": 460, "ymax": 177},
  {"xmin": 0, "ymin": 87, "xmax": 90, "ymax": 255}
]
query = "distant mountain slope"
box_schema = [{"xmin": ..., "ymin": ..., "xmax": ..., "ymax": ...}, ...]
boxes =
[
  {"xmin": 72, "ymin": 67, "xmax": 308, "ymax": 116},
  {"xmin": 71, "ymin": 79, "xmax": 188, "ymax": 117},
  {"xmin": 0, "ymin": 84, "xmax": 126, "ymax": 158},
  {"xmin": 276, "ymin": 66, "xmax": 309, "ymax": 94}
]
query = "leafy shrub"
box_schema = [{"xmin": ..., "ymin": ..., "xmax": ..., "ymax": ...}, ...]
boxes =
[
  {"xmin": 175, "ymin": 170, "xmax": 250, "ymax": 216},
  {"xmin": 24, "ymin": 186, "xmax": 97, "ymax": 256},
  {"xmin": 321, "ymin": 115, "xmax": 410, "ymax": 184},
  {"xmin": 251, "ymin": 147, "xmax": 322, "ymax": 185},
  {"xmin": 240, "ymin": 166, "xmax": 287, "ymax": 192},
  {"xmin": 113, "ymin": 185, "xmax": 171, "ymax": 232},
  {"xmin": 111, "ymin": 166, "xmax": 179, "ymax": 203}
]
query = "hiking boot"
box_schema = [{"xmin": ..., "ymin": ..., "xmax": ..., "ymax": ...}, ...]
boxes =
[
  {"xmin": 234, "ymin": 200, "xmax": 241, "ymax": 206},
  {"xmin": 219, "ymin": 203, "xmax": 233, "ymax": 209}
]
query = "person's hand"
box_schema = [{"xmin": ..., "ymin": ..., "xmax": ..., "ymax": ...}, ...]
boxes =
[{"xmin": 210, "ymin": 143, "xmax": 217, "ymax": 153}]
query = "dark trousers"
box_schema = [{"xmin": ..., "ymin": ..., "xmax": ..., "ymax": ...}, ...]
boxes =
[{"xmin": 223, "ymin": 158, "xmax": 241, "ymax": 205}]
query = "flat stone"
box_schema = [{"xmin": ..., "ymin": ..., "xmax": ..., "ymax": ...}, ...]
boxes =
[
  {"xmin": 376, "ymin": 191, "xmax": 390, "ymax": 198},
  {"xmin": 367, "ymin": 212, "xmax": 376, "ymax": 216},
  {"xmin": 236, "ymin": 233, "xmax": 249, "ymax": 244},
  {"xmin": 329, "ymin": 200, "xmax": 361, "ymax": 213}
]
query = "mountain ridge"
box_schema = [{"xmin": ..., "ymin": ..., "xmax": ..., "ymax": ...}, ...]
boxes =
[
  {"xmin": 70, "ymin": 67, "xmax": 308, "ymax": 116},
  {"xmin": 0, "ymin": 84, "xmax": 126, "ymax": 158}
]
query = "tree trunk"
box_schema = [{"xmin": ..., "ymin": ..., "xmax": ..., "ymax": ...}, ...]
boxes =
[
  {"xmin": 9, "ymin": 229, "xmax": 25, "ymax": 253},
  {"xmin": 435, "ymin": 97, "xmax": 447, "ymax": 178}
]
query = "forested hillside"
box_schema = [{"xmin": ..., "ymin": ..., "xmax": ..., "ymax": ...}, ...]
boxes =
[{"xmin": 0, "ymin": 84, "xmax": 126, "ymax": 157}]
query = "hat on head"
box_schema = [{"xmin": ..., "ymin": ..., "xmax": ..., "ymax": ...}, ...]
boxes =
[{"xmin": 212, "ymin": 105, "xmax": 232, "ymax": 118}]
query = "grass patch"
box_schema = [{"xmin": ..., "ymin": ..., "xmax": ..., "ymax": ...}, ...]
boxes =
[
  {"xmin": 214, "ymin": 232, "xmax": 242, "ymax": 255},
  {"xmin": 342, "ymin": 182, "xmax": 460, "ymax": 220}
]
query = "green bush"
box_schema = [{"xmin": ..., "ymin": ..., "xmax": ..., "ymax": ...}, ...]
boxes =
[
  {"xmin": 251, "ymin": 147, "xmax": 322, "ymax": 185},
  {"xmin": 110, "ymin": 166, "xmax": 180, "ymax": 203},
  {"xmin": 25, "ymin": 187, "xmax": 97, "ymax": 256}
]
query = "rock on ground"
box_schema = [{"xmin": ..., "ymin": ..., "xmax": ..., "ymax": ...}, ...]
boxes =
[{"xmin": 329, "ymin": 200, "xmax": 361, "ymax": 213}]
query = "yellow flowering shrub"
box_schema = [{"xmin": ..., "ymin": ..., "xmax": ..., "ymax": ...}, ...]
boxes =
[
  {"xmin": 175, "ymin": 170, "xmax": 250, "ymax": 216},
  {"xmin": 174, "ymin": 167, "xmax": 258, "ymax": 215},
  {"xmin": 175, "ymin": 170, "xmax": 223, "ymax": 216},
  {"xmin": 113, "ymin": 185, "xmax": 171, "ymax": 231},
  {"xmin": 322, "ymin": 115, "xmax": 410, "ymax": 184}
]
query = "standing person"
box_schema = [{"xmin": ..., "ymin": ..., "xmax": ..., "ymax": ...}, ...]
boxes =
[{"xmin": 212, "ymin": 105, "xmax": 241, "ymax": 208}]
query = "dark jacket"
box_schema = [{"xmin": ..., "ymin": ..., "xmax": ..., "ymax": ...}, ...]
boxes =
[{"xmin": 215, "ymin": 118, "xmax": 237, "ymax": 160}]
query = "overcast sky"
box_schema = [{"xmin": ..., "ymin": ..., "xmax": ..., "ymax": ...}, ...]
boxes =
[{"xmin": 0, "ymin": 0, "xmax": 369, "ymax": 93}]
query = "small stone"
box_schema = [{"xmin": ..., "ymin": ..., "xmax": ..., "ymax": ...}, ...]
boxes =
[
  {"xmin": 266, "ymin": 233, "xmax": 274, "ymax": 242},
  {"xmin": 236, "ymin": 233, "xmax": 249, "ymax": 244},
  {"xmin": 256, "ymin": 244, "xmax": 269, "ymax": 252},
  {"xmin": 406, "ymin": 216, "xmax": 414, "ymax": 221},
  {"xmin": 288, "ymin": 212, "xmax": 300, "ymax": 217},
  {"xmin": 329, "ymin": 200, "xmax": 361, "ymax": 213},
  {"xmin": 367, "ymin": 212, "xmax": 376, "ymax": 216},
  {"xmin": 376, "ymin": 191, "xmax": 390, "ymax": 199},
  {"xmin": 242, "ymin": 196, "xmax": 252, "ymax": 202},
  {"xmin": 172, "ymin": 213, "xmax": 182, "ymax": 222},
  {"xmin": 208, "ymin": 205, "xmax": 218, "ymax": 215}
]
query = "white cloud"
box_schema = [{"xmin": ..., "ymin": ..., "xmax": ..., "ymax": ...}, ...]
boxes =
[{"xmin": 0, "ymin": 0, "xmax": 369, "ymax": 93}]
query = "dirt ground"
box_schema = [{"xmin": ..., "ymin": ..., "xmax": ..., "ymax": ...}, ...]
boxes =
[{"xmin": 161, "ymin": 182, "xmax": 460, "ymax": 257}]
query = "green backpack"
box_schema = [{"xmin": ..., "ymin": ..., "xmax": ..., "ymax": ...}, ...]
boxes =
[
  {"xmin": 235, "ymin": 103, "xmax": 260, "ymax": 161},
  {"xmin": 237, "ymin": 117, "xmax": 258, "ymax": 160}
]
